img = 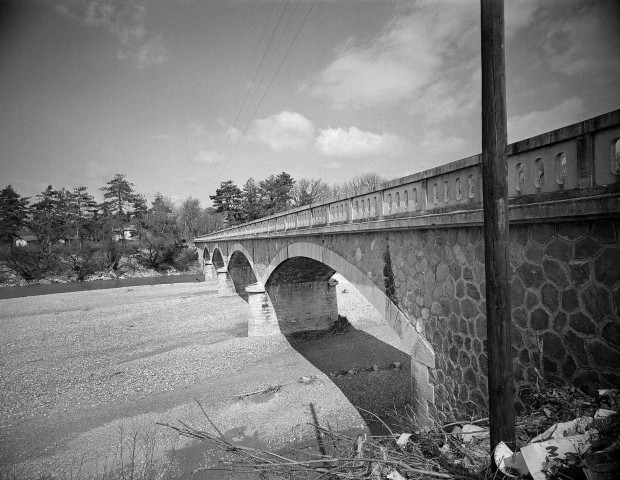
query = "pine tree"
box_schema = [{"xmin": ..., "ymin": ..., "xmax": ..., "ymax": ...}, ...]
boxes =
[
  {"xmin": 259, "ymin": 172, "xmax": 295, "ymax": 216},
  {"xmin": 29, "ymin": 186, "xmax": 71, "ymax": 251},
  {"xmin": 67, "ymin": 186, "xmax": 97, "ymax": 248},
  {"xmin": 100, "ymin": 174, "xmax": 140, "ymax": 219},
  {"xmin": 210, "ymin": 180, "xmax": 242, "ymax": 225},
  {"xmin": 240, "ymin": 178, "xmax": 263, "ymax": 222},
  {"xmin": 0, "ymin": 185, "xmax": 29, "ymax": 249}
]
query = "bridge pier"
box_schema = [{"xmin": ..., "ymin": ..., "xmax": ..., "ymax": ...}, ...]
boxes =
[
  {"xmin": 246, "ymin": 282, "xmax": 281, "ymax": 336},
  {"xmin": 216, "ymin": 267, "xmax": 235, "ymax": 296},
  {"xmin": 267, "ymin": 278, "xmax": 339, "ymax": 334},
  {"xmin": 204, "ymin": 261, "xmax": 216, "ymax": 280}
]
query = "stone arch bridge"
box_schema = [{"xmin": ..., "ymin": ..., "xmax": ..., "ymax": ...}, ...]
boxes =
[{"xmin": 195, "ymin": 110, "xmax": 620, "ymax": 423}]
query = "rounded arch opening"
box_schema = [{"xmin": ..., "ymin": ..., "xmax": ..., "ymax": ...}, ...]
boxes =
[
  {"xmin": 228, "ymin": 250, "xmax": 257, "ymax": 301},
  {"xmin": 203, "ymin": 247, "xmax": 211, "ymax": 264},
  {"xmin": 212, "ymin": 248, "xmax": 225, "ymax": 270}
]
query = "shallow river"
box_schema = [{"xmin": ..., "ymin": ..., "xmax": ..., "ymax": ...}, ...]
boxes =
[{"xmin": 0, "ymin": 273, "xmax": 205, "ymax": 300}]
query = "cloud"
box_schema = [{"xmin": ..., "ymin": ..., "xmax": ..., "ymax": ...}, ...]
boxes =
[
  {"xmin": 316, "ymin": 127, "xmax": 408, "ymax": 157},
  {"xmin": 542, "ymin": 1, "xmax": 620, "ymax": 78},
  {"xmin": 305, "ymin": 1, "xmax": 483, "ymax": 110},
  {"xmin": 193, "ymin": 150, "xmax": 221, "ymax": 165},
  {"xmin": 55, "ymin": 0, "xmax": 169, "ymax": 68},
  {"xmin": 251, "ymin": 111, "xmax": 315, "ymax": 151},
  {"xmin": 508, "ymin": 97, "xmax": 584, "ymax": 142}
]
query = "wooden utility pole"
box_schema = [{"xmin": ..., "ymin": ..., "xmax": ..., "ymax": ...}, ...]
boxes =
[{"xmin": 480, "ymin": 0, "xmax": 516, "ymax": 458}]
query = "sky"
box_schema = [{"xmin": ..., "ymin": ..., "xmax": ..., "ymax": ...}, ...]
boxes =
[{"xmin": 1, "ymin": 0, "xmax": 619, "ymax": 208}]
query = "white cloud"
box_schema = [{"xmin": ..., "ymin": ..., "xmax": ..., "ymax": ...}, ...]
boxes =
[
  {"xmin": 193, "ymin": 150, "xmax": 220, "ymax": 165},
  {"xmin": 305, "ymin": 2, "xmax": 481, "ymax": 110},
  {"xmin": 508, "ymin": 97, "xmax": 585, "ymax": 142},
  {"xmin": 251, "ymin": 111, "xmax": 315, "ymax": 151},
  {"xmin": 55, "ymin": 0, "xmax": 169, "ymax": 68},
  {"xmin": 316, "ymin": 126, "xmax": 408, "ymax": 157}
]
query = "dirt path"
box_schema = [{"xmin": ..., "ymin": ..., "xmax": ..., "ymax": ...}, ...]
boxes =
[{"xmin": 0, "ymin": 277, "xmax": 409, "ymax": 479}]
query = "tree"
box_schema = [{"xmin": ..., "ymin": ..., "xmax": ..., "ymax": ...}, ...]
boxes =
[
  {"xmin": 210, "ymin": 180, "xmax": 242, "ymax": 224},
  {"xmin": 177, "ymin": 196, "xmax": 202, "ymax": 241},
  {"xmin": 333, "ymin": 172, "xmax": 386, "ymax": 197},
  {"xmin": 144, "ymin": 193, "xmax": 177, "ymax": 236},
  {"xmin": 29, "ymin": 186, "xmax": 72, "ymax": 252},
  {"xmin": 199, "ymin": 207, "xmax": 225, "ymax": 235},
  {"xmin": 100, "ymin": 174, "xmax": 140, "ymax": 219},
  {"xmin": 291, "ymin": 178, "xmax": 333, "ymax": 207},
  {"xmin": 239, "ymin": 178, "xmax": 263, "ymax": 222},
  {"xmin": 0, "ymin": 185, "xmax": 29, "ymax": 249},
  {"xmin": 67, "ymin": 186, "xmax": 97, "ymax": 248},
  {"xmin": 258, "ymin": 172, "xmax": 295, "ymax": 216}
]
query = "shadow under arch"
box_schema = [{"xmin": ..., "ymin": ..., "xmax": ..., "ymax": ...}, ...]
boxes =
[
  {"xmin": 228, "ymin": 249, "xmax": 257, "ymax": 301},
  {"xmin": 261, "ymin": 242, "xmax": 435, "ymax": 428},
  {"xmin": 211, "ymin": 248, "xmax": 225, "ymax": 270}
]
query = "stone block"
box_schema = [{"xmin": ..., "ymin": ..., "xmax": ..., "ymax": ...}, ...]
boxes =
[
  {"xmin": 411, "ymin": 333, "xmax": 436, "ymax": 368},
  {"xmin": 526, "ymin": 244, "xmax": 544, "ymax": 264},
  {"xmin": 562, "ymin": 355, "xmax": 578, "ymax": 379},
  {"xmin": 545, "ymin": 238, "xmax": 572, "ymax": 263},
  {"xmin": 541, "ymin": 283, "xmax": 560, "ymax": 312},
  {"xmin": 587, "ymin": 340, "xmax": 620, "ymax": 369},
  {"xmin": 592, "ymin": 221, "xmax": 617, "ymax": 243},
  {"xmin": 569, "ymin": 311, "xmax": 596, "ymax": 335},
  {"xmin": 543, "ymin": 259, "xmax": 570, "ymax": 289},
  {"xmin": 542, "ymin": 331, "xmax": 565, "ymax": 361},
  {"xmin": 561, "ymin": 288, "xmax": 580, "ymax": 312},
  {"xmin": 581, "ymin": 283, "xmax": 611, "ymax": 319},
  {"xmin": 594, "ymin": 247, "xmax": 620, "ymax": 286},
  {"xmin": 553, "ymin": 311, "xmax": 568, "ymax": 332},
  {"xmin": 565, "ymin": 330, "xmax": 588, "ymax": 364},
  {"xmin": 601, "ymin": 321, "xmax": 620, "ymax": 348},
  {"xmin": 517, "ymin": 262, "xmax": 545, "ymax": 289},
  {"xmin": 574, "ymin": 236, "xmax": 603, "ymax": 259},
  {"xmin": 530, "ymin": 308, "xmax": 550, "ymax": 331}
]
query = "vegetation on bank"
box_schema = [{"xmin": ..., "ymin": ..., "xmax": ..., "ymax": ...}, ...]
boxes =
[{"xmin": 0, "ymin": 172, "xmax": 387, "ymax": 283}]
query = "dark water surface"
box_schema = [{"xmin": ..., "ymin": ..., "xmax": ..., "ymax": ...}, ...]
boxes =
[{"xmin": 0, "ymin": 273, "xmax": 205, "ymax": 300}]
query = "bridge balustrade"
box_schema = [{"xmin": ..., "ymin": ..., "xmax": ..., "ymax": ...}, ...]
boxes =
[{"xmin": 198, "ymin": 110, "xmax": 619, "ymax": 241}]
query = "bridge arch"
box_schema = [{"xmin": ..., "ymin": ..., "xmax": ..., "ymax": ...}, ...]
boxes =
[
  {"xmin": 262, "ymin": 242, "xmax": 435, "ymax": 421},
  {"xmin": 227, "ymin": 246, "xmax": 258, "ymax": 300}
]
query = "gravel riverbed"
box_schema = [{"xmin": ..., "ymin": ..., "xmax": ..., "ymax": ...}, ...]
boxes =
[{"xmin": 0, "ymin": 276, "xmax": 409, "ymax": 479}]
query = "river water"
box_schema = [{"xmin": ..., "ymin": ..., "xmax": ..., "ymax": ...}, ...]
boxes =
[{"xmin": 0, "ymin": 273, "xmax": 205, "ymax": 300}]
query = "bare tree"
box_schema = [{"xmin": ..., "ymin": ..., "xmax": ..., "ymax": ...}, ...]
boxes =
[
  {"xmin": 333, "ymin": 172, "xmax": 387, "ymax": 197},
  {"xmin": 291, "ymin": 178, "xmax": 333, "ymax": 207}
]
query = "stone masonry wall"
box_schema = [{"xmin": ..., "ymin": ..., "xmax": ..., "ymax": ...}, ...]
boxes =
[{"xmin": 214, "ymin": 217, "xmax": 620, "ymax": 421}]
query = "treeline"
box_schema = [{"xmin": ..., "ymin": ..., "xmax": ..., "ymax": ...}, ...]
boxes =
[
  {"xmin": 210, "ymin": 172, "xmax": 386, "ymax": 225},
  {"xmin": 0, "ymin": 171, "xmax": 385, "ymax": 282},
  {"xmin": 0, "ymin": 174, "xmax": 223, "ymax": 281}
]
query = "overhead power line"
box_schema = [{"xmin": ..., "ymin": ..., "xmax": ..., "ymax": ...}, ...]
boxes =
[{"xmin": 219, "ymin": 1, "xmax": 315, "ymax": 179}]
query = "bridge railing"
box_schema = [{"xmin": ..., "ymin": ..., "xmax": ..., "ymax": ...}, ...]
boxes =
[{"xmin": 196, "ymin": 110, "xmax": 620, "ymax": 241}]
